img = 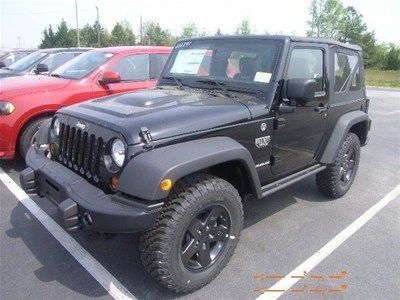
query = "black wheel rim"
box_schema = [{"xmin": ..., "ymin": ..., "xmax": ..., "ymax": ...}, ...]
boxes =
[
  {"xmin": 339, "ymin": 147, "xmax": 357, "ymax": 187},
  {"xmin": 180, "ymin": 204, "xmax": 231, "ymax": 272}
]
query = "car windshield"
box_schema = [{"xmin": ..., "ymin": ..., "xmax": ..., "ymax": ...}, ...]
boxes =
[
  {"xmin": 9, "ymin": 50, "xmax": 47, "ymax": 71},
  {"xmin": 51, "ymin": 51, "xmax": 114, "ymax": 80},
  {"xmin": 160, "ymin": 39, "xmax": 282, "ymax": 95}
]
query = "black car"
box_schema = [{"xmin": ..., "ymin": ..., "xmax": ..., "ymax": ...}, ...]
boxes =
[
  {"xmin": 0, "ymin": 49, "xmax": 35, "ymax": 68},
  {"xmin": 0, "ymin": 48, "xmax": 91, "ymax": 78},
  {"xmin": 21, "ymin": 35, "xmax": 371, "ymax": 293}
]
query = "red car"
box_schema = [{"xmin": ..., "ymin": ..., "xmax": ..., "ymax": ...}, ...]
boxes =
[{"xmin": 0, "ymin": 46, "xmax": 171, "ymax": 160}]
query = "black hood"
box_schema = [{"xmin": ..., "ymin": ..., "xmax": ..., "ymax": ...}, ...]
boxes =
[{"xmin": 59, "ymin": 88, "xmax": 253, "ymax": 145}]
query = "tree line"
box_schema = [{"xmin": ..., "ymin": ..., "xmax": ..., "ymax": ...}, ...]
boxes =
[
  {"xmin": 39, "ymin": 19, "xmax": 245, "ymax": 49},
  {"xmin": 39, "ymin": 0, "xmax": 399, "ymax": 70}
]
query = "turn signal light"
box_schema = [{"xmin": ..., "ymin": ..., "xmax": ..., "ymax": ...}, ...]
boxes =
[
  {"xmin": 49, "ymin": 143, "xmax": 57, "ymax": 157},
  {"xmin": 110, "ymin": 176, "xmax": 120, "ymax": 190},
  {"xmin": 160, "ymin": 179, "xmax": 172, "ymax": 191}
]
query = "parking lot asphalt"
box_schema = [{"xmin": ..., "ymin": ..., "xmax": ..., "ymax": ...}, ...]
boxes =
[{"xmin": 1, "ymin": 88, "xmax": 399, "ymax": 300}]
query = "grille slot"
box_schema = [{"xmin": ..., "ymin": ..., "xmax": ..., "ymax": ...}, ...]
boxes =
[{"xmin": 57, "ymin": 123, "xmax": 103, "ymax": 180}]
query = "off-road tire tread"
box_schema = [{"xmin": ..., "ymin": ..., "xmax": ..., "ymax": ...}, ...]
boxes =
[
  {"xmin": 316, "ymin": 132, "xmax": 360, "ymax": 198},
  {"xmin": 139, "ymin": 173, "xmax": 243, "ymax": 293}
]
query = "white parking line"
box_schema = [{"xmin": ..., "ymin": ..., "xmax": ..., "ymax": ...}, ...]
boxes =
[
  {"xmin": 256, "ymin": 183, "xmax": 400, "ymax": 300},
  {"xmin": 0, "ymin": 167, "xmax": 136, "ymax": 300}
]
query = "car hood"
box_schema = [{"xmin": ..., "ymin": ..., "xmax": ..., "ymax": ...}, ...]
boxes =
[
  {"xmin": 59, "ymin": 88, "xmax": 253, "ymax": 145},
  {"xmin": 0, "ymin": 75, "xmax": 71, "ymax": 99}
]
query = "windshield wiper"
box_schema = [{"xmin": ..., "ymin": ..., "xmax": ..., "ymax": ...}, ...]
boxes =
[
  {"xmin": 162, "ymin": 75, "xmax": 185, "ymax": 90},
  {"xmin": 196, "ymin": 78, "xmax": 236, "ymax": 98}
]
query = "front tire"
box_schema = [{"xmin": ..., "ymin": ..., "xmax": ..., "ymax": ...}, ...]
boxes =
[
  {"xmin": 19, "ymin": 116, "xmax": 51, "ymax": 160},
  {"xmin": 139, "ymin": 174, "xmax": 243, "ymax": 293},
  {"xmin": 316, "ymin": 132, "xmax": 361, "ymax": 198}
]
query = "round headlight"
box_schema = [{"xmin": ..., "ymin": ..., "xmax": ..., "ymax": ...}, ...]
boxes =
[
  {"xmin": 0, "ymin": 101, "xmax": 15, "ymax": 115},
  {"xmin": 53, "ymin": 117, "xmax": 61, "ymax": 137},
  {"xmin": 111, "ymin": 139, "xmax": 126, "ymax": 167}
]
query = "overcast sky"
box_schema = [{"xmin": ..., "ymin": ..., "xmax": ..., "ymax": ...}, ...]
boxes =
[{"xmin": 1, "ymin": 0, "xmax": 399, "ymax": 48}]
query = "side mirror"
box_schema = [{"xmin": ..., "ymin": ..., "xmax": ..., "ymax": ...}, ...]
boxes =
[
  {"xmin": 0, "ymin": 61, "xmax": 6, "ymax": 68},
  {"xmin": 34, "ymin": 63, "xmax": 49, "ymax": 74},
  {"xmin": 99, "ymin": 71, "xmax": 121, "ymax": 85},
  {"xmin": 287, "ymin": 78, "xmax": 317, "ymax": 102}
]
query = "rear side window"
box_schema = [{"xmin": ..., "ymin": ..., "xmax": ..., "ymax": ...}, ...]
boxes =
[
  {"xmin": 109, "ymin": 54, "xmax": 149, "ymax": 81},
  {"xmin": 350, "ymin": 66, "xmax": 361, "ymax": 91},
  {"xmin": 287, "ymin": 48, "xmax": 325, "ymax": 94},
  {"xmin": 334, "ymin": 53, "xmax": 359, "ymax": 92},
  {"xmin": 150, "ymin": 53, "xmax": 169, "ymax": 79}
]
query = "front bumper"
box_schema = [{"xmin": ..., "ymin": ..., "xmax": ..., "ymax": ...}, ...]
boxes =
[{"xmin": 20, "ymin": 147, "xmax": 164, "ymax": 233}]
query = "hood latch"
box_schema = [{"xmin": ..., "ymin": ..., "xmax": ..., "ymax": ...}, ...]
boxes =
[{"xmin": 140, "ymin": 126, "xmax": 154, "ymax": 149}]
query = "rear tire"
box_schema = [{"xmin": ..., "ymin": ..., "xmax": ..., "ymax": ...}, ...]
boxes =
[
  {"xmin": 18, "ymin": 117, "xmax": 51, "ymax": 160},
  {"xmin": 316, "ymin": 132, "xmax": 360, "ymax": 198},
  {"xmin": 139, "ymin": 173, "xmax": 243, "ymax": 293}
]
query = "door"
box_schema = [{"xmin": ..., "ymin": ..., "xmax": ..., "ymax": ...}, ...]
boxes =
[
  {"xmin": 97, "ymin": 53, "xmax": 151, "ymax": 95},
  {"xmin": 271, "ymin": 45, "xmax": 329, "ymax": 175}
]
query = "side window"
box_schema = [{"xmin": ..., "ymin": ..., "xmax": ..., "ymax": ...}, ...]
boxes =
[
  {"xmin": 287, "ymin": 48, "xmax": 325, "ymax": 93},
  {"xmin": 350, "ymin": 66, "xmax": 361, "ymax": 91},
  {"xmin": 41, "ymin": 52, "xmax": 75, "ymax": 71},
  {"xmin": 150, "ymin": 53, "xmax": 169, "ymax": 79},
  {"xmin": 334, "ymin": 53, "xmax": 358, "ymax": 93},
  {"xmin": 109, "ymin": 54, "xmax": 149, "ymax": 81}
]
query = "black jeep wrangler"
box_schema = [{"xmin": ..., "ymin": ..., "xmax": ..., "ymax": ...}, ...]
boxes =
[{"xmin": 21, "ymin": 35, "xmax": 371, "ymax": 293}]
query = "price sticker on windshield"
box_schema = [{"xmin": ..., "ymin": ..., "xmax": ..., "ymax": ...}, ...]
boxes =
[{"xmin": 170, "ymin": 49, "xmax": 207, "ymax": 74}]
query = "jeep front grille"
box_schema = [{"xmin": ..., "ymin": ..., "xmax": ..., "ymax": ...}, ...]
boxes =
[{"xmin": 57, "ymin": 123, "xmax": 104, "ymax": 182}]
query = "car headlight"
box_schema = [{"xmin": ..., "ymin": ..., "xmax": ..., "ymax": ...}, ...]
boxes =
[
  {"xmin": 111, "ymin": 138, "xmax": 126, "ymax": 167},
  {"xmin": 0, "ymin": 101, "xmax": 15, "ymax": 115},
  {"xmin": 52, "ymin": 117, "xmax": 61, "ymax": 137}
]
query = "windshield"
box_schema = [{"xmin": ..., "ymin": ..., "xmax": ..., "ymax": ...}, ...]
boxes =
[
  {"xmin": 9, "ymin": 50, "xmax": 47, "ymax": 71},
  {"xmin": 52, "ymin": 51, "xmax": 114, "ymax": 80},
  {"xmin": 160, "ymin": 39, "xmax": 282, "ymax": 95}
]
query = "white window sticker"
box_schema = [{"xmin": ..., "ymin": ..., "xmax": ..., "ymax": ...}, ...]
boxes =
[
  {"xmin": 170, "ymin": 49, "xmax": 207, "ymax": 74},
  {"xmin": 254, "ymin": 72, "xmax": 272, "ymax": 83}
]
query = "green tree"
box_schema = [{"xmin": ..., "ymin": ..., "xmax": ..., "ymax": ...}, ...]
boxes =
[
  {"xmin": 307, "ymin": 0, "xmax": 344, "ymax": 38},
  {"xmin": 110, "ymin": 20, "xmax": 136, "ymax": 46},
  {"xmin": 338, "ymin": 6, "xmax": 367, "ymax": 43},
  {"xmin": 180, "ymin": 22, "xmax": 199, "ymax": 39},
  {"xmin": 39, "ymin": 25, "xmax": 56, "ymax": 48},
  {"xmin": 79, "ymin": 23, "xmax": 97, "ymax": 47},
  {"xmin": 142, "ymin": 21, "xmax": 175, "ymax": 46},
  {"xmin": 235, "ymin": 19, "xmax": 251, "ymax": 35},
  {"xmin": 386, "ymin": 44, "xmax": 400, "ymax": 70},
  {"xmin": 215, "ymin": 28, "xmax": 223, "ymax": 36},
  {"xmin": 54, "ymin": 19, "xmax": 75, "ymax": 47},
  {"xmin": 305, "ymin": 0, "xmax": 398, "ymax": 70},
  {"xmin": 78, "ymin": 21, "xmax": 111, "ymax": 47}
]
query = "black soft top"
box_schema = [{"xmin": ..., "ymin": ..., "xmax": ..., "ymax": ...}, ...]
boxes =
[{"xmin": 179, "ymin": 35, "xmax": 362, "ymax": 51}]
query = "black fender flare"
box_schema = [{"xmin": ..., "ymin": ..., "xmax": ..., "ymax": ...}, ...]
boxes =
[
  {"xmin": 319, "ymin": 110, "xmax": 370, "ymax": 164},
  {"xmin": 118, "ymin": 137, "xmax": 262, "ymax": 200}
]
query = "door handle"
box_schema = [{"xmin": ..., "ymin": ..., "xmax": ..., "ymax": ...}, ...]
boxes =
[{"xmin": 314, "ymin": 105, "xmax": 329, "ymax": 113}]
